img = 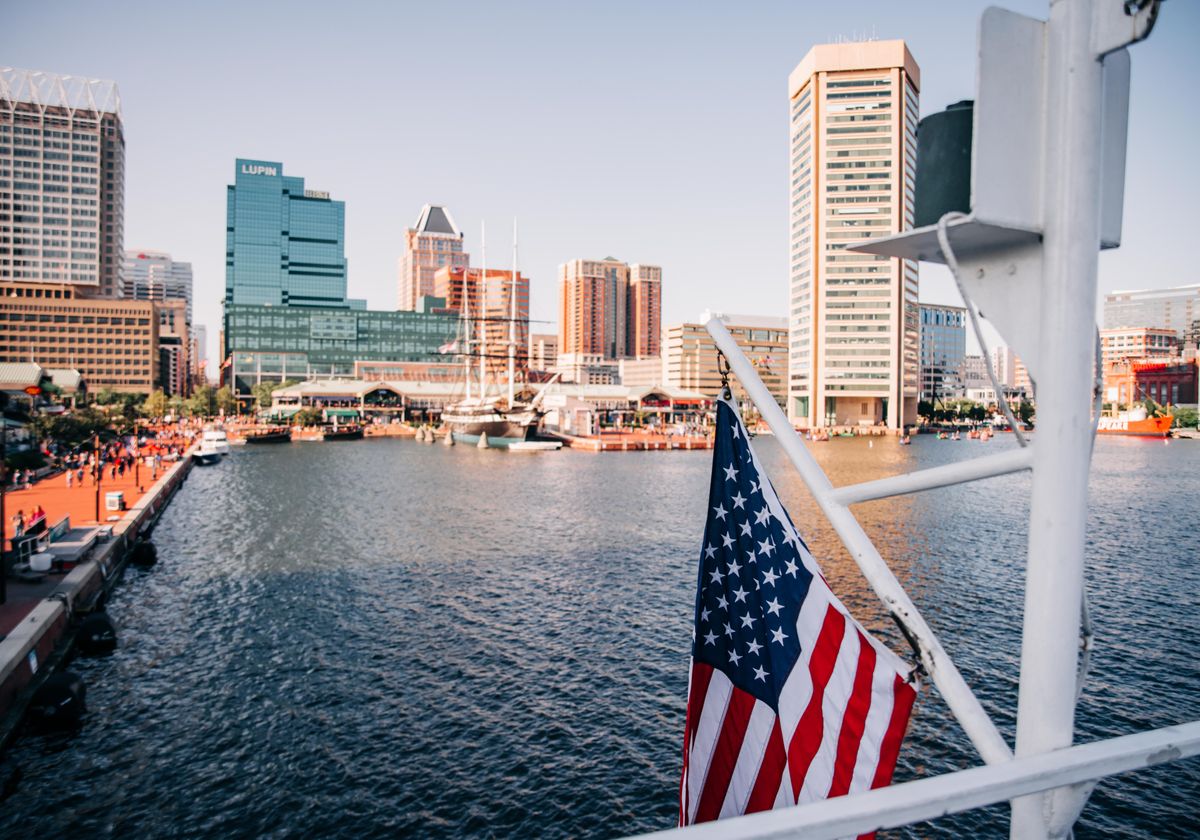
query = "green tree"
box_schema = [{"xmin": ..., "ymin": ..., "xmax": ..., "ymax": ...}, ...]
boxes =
[
  {"xmin": 293, "ymin": 407, "xmax": 323, "ymax": 427},
  {"xmin": 215, "ymin": 386, "xmax": 236, "ymax": 416},
  {"xmin": 186, "ymin": 384, "xmax": 217, "ymax": 418},
  {"xmin": 251, "ymin": 379, "xmax": 298, "ymax": 409},
  {"xmin": 167, "ymin": 396, "xmax": 185, "ymax": 418},
  {"xmin": 141, "ymin": 389, "xmax": 168, "ymax": 418},
  {"xmin": 917, "ymin": 400, "xmax": 933, "ymax": 419},
  {"xmin": 1172, "ymin": 406, "xmax": 1198, "ymax": 428},
  {"xmin": 93, "ymin": 386, "xmax": 120, "ymax": 406},
  {"xmin": 1017, "ymin": 401, "xmax": 1035, "ymax": 424}
]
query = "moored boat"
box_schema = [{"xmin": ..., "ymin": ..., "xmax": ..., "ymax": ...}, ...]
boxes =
[
  {"xmin": 244, "ymin": 426, "xmax": 292, "ymax": 444},
  {"xmin": 191, "ymin": 441, "xmax": 222, "ymax": 465},
  {"xmin": 202, "ymin": 427, "xmax": 231, "ymax": 455},
  {"xmin": 322, "ymin": 424, "xmax": 364, "ymax": 441},
  {"xmin": 1097, "ymin": 407, "xmax": 1173, "ymax": 437}
]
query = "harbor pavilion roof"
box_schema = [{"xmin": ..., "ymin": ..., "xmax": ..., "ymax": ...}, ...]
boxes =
[{"xmin": 268, "ymin": 378, "xmax": 711, "ymax": 408}]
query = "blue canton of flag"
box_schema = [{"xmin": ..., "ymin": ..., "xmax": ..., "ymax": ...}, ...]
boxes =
[{"xmin": 679, "ymin": 399, "xmax": 918, "ymax": 826}]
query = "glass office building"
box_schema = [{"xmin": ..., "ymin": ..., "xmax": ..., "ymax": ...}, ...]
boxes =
[
  {"xmin": 225, "ymin": 159, "xmax": 356, "ymax": 309},
  {"xmin": 225, "ymin": 302, "xmax": 459, "ymax": 394}
]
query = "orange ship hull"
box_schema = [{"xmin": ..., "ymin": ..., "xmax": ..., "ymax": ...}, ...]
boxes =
[{"xmin": 1096, "ymin": 415, "xmax": 1173, "ymax": 437}]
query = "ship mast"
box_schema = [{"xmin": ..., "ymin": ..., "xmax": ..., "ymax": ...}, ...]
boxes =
[
  {"xmin": 479, "ymin": 222, "xmax": 487, "ymax": 399},
  {"xmin": 462, "ymin": 253, "xmax": 471, "ymax": 401},
  {"xmin": 508, "ymin": 218, "xmax": 517, "ymax": 406}
]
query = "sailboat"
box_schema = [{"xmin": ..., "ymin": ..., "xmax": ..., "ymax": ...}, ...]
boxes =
[{"xmin": 441, "ymin": 221, "xmax": 558, "ymax": 447}]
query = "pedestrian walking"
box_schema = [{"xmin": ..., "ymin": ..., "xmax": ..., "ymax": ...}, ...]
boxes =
[
  {"xmin": 11, "ymin": 510, "xmax": 25, "ymax": 538},
  {"xmin": 66, "ymin": 468, "xmax": 74, "ymax": 488}
]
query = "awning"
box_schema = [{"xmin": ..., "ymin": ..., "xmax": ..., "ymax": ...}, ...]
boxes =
[
  {"xmin": 267, "ymin": 406, "xmax": 300, "ymax": 420},
  {"xmin": 324, "ymin": 408, "xmax": 359, "ymax": 419}
]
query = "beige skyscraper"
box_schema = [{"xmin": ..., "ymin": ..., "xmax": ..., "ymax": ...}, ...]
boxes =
[
  {"xmin": 397, "ymin": 204, "xmax": 468, "ymax": 311},
  {"xmin": 787, "ymin": 41, "xmax": 920, "ymax": 429}
]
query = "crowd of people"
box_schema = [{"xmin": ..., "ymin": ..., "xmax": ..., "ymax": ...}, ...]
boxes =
[{"xmin": 5, "ymin": 421, "xmax": 203, "ymax": 550}]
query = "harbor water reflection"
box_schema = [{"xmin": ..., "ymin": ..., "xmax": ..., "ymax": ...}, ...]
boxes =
[{"xmin": 1, "ymin": 433, "xmax": 1197, "ymax": 838}]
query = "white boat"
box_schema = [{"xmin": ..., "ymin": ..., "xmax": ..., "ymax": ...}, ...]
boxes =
[
  {"xmin": 191, "ymin": 441, "xmax": 222, "ymax": 465},
  {"xmin": 202, "ymin": 428, "xmax": 231, "ymax": 455},
  {"xmin": 507, "ymin": 440, "xmax": 563, "ymax": 452}
]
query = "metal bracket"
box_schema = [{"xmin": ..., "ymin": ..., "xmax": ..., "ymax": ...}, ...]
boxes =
[{"xmin": 1092, "ymin": 0, "xmax": 1159, "ymax": 57}]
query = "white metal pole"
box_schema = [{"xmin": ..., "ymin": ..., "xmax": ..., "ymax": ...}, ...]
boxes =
[
  {"xmin": 706, "ymin": 318, "xmax": 1012, "ymax": 766},
  {"xmin": 1010, "ymin": 0, "xmax": 1105, "ymax": 835}
]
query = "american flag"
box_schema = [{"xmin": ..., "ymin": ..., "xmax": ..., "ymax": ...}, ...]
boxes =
[{"xmin": 680, "ymin": 399, "xmax": 918, "ymax": 825}]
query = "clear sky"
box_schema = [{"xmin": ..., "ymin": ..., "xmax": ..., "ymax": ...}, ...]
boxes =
[{"xmin": 4, "ymin": 0, "xmax": 1197, "ymax": 371}]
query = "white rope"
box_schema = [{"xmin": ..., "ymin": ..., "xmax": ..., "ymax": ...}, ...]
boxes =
[{"xmin": 935, "ymin": 212, "xmax": 1028, "ymax": 447}]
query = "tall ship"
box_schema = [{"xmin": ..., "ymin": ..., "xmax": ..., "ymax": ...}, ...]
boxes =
[
  {"xmin": 442, "ymin": 222, "xmax": 558, "ymax": 447},
  {"xmin": 1096, "ymin": 405, "xmax": 1173, "ymax": 437}
]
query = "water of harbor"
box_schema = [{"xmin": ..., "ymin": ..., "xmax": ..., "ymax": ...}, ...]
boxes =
[{"xmin": 2, "ymin": 432, "xmax": 1197, "ymax": 838}]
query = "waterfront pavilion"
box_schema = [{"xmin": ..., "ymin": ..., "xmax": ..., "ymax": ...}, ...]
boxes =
[{"xmin": 268, "ymin": 379, "xmax": 712, "ymax": 427}]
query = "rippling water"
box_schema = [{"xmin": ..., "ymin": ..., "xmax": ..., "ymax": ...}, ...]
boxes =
[{"xmin": 2, "ymin": 433, "xmax": 1197, "ymax": 838}]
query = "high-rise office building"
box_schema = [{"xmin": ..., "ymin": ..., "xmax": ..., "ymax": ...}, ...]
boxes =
[
  {"xmin": 0, "ymin": 67, "xmax": 125, "ymax": 296},
  {"xmin": 628, "ymin": 264, "xmax": 662, "ymax": 359},
  {"xmin": 918, "ymin": 303, "xmax": 966, "ymax": 402},
  {"xmin": 225, "ymin": 159, "xmax": 355, "ymax": 309},
  {"xmin": 398, "ymin": 204, "xmax": 469, "ymax": 311},
  {"xmin": 787, "ymin": 41, "xmax": 920, "ymax": 429},
  {"xmin": 191, "ymin": 323, "xmax": 208, "ymax": 385},
  {"xmin": 156, "ymin": 298, "xmax": 190, "ymax": 396},
  {"xmin": 558, "ymin": 257, "xmax": 661, "ymax": 361},
  {"xmin": 123, "ymin": 249, "xmax": 193, "ymax": 321},
  {"xmin": 1103, "ymin": 284, "xmax": 1200, "ymax": 339}
]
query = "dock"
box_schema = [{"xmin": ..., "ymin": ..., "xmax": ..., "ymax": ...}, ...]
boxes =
[
  {"xmin": 548, "ymin": 430, "xmax": 713, "ymax": 452},
  {"xmin": 0, "ymin": 453, "xmax": 194, "ymax": 749}
]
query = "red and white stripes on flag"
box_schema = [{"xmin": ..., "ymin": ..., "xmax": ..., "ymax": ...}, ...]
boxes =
[{"xmin": 679, "ymin": 598, "xmax": 918, "ymax": 824}]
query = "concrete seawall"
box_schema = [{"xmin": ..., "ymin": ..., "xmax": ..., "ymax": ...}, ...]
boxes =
[{"xmin": 0, "ymin": 452, "xmax": 194, "ymax": 749}]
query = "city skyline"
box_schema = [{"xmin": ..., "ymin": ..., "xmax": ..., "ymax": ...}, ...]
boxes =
[{"xmin": 4, "ymin": 0, "xmax": 1198, "ymax": 374}]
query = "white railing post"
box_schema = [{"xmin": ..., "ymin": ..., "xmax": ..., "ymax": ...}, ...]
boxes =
[{"xmin": 1010, "ymin": 1, "xmax": 1108, "ymax": 835}]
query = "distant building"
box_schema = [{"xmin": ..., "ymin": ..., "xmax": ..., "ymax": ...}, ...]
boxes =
[
  {"xmin": 123, "ymin": 250, "xmax": 193, "ymax": 321},
  {"xmin": 156, "ymin": 299, "xmax": 190, "ymax": 396},
  {"xmin": 552, "ymin": 352, "xmax": 620, "ymax": 386},
  {"xmin": 787, "ymin": 42, "xmax": 921, "ymax": 429},
  {"xmin": 618, "ymin": 356, "xmax": 665, "ymax": 389},
  {"xmin": 665, "ymin": 313, "xmax": 789, "ymax": 411},
  {"xmin": 919, "ymin": 304, "xmax": 966, "ymax": 403},
  {"xmin": 990, "ymin": 345, "xmax": 1032, "ymax": 395},
  {"xmin": 1100, "ymin": 327, "xmax": 1177, "ymax": 368},
  {"xmin": 529, "ymin": 333, "xmax": 558, "ymax": 373},
  {"xmin": 225, "ymin": 159, "xmax": 355, "ymax": 310},
  {"xmin": 627, "ymin": 264, "xmax": 662, "ymax": 359},
  {"xmin": 0, "ymin": 282, "xmax": 157, "ymax": 393},
  {"xmin": 398, "ymin": 204, "xmax": 468, "ymax": 311},
  {"xmin": 1103, "ymin": 284, "xmax": 1200, "ymax": 339},
  {"xmin": 1104, "ymin": 359, "xmax": 1197, "ymax": 408},
  {"xmin": 557, "ymin": 257, "xmax": 662, "ymax": 361},
  {"xmin": 0, "ymin": 67, "xmax": 125, "ymax": 297},
  {"xmin": 961, "ymin": 355, "xmax": 990, "ymax": 392},
  {"xmin": 191, "ymin": 324, "xmax": 208, "ymax": 385},
  {"xmin": 433, "ymin": 265, "xmax": 530, "ymax": 379}
]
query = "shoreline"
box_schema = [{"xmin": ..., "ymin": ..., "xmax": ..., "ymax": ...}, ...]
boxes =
[{"xmin": 0, "ymin": 449, "xmax": 195, "ymax": 752}]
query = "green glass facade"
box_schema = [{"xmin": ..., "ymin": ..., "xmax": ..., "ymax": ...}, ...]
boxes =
[
  {"xmin": 225, "ymin": 159, "xmax": 352, "ymax": 308},
  {"xmin": 226, "ymin": 303, "xmax": 458, "ymax": 394}
]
